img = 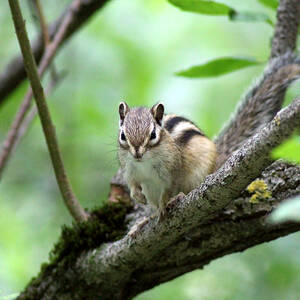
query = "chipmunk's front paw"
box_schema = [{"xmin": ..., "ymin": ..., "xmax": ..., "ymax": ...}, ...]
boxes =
[
  {"xmin": 166, "ymin": 192, "xmax": 186, "ymax": 210},
  {"xmin": 131, "ymin": 187, "xmax": 146, "ymax": 204}
]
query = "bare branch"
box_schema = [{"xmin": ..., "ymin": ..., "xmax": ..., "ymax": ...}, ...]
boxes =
[
  {"xmin": 18, "ymin": 160, "xmax": 300, "ymax": 299},
  {"xmin": 0, "ymin": 0, "xmax": 82, "ymax": 178},
  {"xmin": 31, "ymin": 0, "xmax": 58, "ymax": 80},
  {"xmin": 0, "ymin": 72, "xmax": 63, "ymax": 178},
  {"xmin": 8, "ymin": 0, "xmax": 88, "ymax": 222},
  {"xmin": 32, "ymin": 0, "xmax": 50, "ymax": 45},
  {"xmin": 0, "ymin": 89, "xmax": 33, "ymax": 178},
  {"xmin": 271, "ymin": 0, "xmax": 300, "ymax": 59},
  {"xmin": 0, "ymin": 0, "xmax": 110, "ymax": 105},
  {"xmin": 14, "ymin": 73, "xmax": 65, "ymax": 152}
]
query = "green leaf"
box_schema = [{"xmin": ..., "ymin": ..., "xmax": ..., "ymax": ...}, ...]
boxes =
[
  {"xmin": 257, "ymin": 0, "xmax": 278, "ymax": 10},
  {"xmin": 168, "ymin": 0, "xmax": 233, "ymax": 15},
  {"xmin": 230, "ymin": 11, "xmax": 274, "ymax": 26},
  {"xmin": 176, "ymin": 57, "xmax": 262, "ymax": 78},
  {"xmin": 168, "ymin": 0, "xmax": 273, "ymax": 26},
  {"xmin": 270, "ymin": 195, "xmax": 300, "ymax": 223},
  {"xmin": 272, "ymin": 135, "xmax": 300, "ymax": 163}
]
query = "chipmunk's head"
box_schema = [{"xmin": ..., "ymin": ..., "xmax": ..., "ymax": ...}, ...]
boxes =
[{"xmin": 118, "ymin": 101, "xmax": 164, "ymax": 160}]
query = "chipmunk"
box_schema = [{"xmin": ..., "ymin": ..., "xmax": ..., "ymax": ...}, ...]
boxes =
[
  {"xmin": 118, "ymin": 102, "xmax": 216, "ymax": 218},
  {"xmin": 117, "ymin": 52, "xmax": 300, "ymax": 225}
]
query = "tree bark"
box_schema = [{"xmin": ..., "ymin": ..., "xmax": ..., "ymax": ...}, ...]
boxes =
[{"xmin": 18, "ymin": 160, "xmax": 300, "ymax": 299}]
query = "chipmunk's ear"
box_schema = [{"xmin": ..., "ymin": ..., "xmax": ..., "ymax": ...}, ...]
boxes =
[
  {"xmin": 151, "ymin": 102, "xmax": 164, "ymax": 126},
  {"xmin": 119, "ymin": 101, "xmax": 130, "ymax": 125}
]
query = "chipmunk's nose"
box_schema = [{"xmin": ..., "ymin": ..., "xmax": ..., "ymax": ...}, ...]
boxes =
[{"xmin": 134, "ymin": 147, "xmax": 143, "ymax": 159}]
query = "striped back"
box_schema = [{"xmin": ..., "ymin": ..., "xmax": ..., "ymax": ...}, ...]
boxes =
[{"xmin": 163, "ymin": 114, "xmax": 205, "ymax": 147}]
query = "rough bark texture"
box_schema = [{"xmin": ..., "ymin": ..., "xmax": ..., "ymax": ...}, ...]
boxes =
[
  {"xmin": 18, "ymin": 160, "xmax": 300, "ymax": 299},
  {"xmin": 0, "ymin": 0, "xmax": 109, "ymax": 104},
  {"xmin": 271, "ymin": 0, "xmax": 300, "ymax": 58},
  {"xmin": 18, "ymin": 98, "xmax": 300, "ymax": 299}
]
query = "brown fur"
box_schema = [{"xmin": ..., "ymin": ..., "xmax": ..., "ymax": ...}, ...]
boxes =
[{"xmin": 118, "ymin": 103, "xmax": 217, "ymax": 215}]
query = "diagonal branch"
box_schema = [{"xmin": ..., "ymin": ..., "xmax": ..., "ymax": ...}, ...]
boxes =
[
  {"xmin": 271, "ymin": 0, "xmax": 300, "ymax": 59},
  {"xmin": 31, "ymin": 0, "xmax": 58, "ymax": 80},
  {"xmin": 76, "ymin": 99, "xmax": 299, "ymax": 291},
  {"xmin": 18, "ymin": 161, "xmax": 300, "ymax": 298},
  {"xmin": 8, "ymin": 0, "xmax": 88, "ymax": 222},
  {"xmin": 32, "ymin": 0, "xmax": 51, "ymax": 46},
  {"xmin": 0, "ymin": 0, "xmax": 110, "ymax": 105},
  {"xmin": 18, "ymin": 98, "xmax": 297, "ymax": 300},
  {"xmin": 13, "ymin": 73, "xmax": 65, "ymax": 156}
]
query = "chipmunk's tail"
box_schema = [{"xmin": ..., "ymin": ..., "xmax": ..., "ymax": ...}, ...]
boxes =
[{"xmin": 215, "ymin": 51, "xmax": 300, "ymax": 168}]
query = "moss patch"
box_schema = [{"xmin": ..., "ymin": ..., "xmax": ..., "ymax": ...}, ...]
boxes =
[
  {"xmin": 19, "ymin": 201, "xmax": 133, "ymax": 299},
  {"xmin": 247, "ymin": 180, "xmax": 272, "ymax": 203}
]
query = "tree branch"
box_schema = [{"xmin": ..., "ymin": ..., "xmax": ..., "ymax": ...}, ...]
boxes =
[
  {"xmin": 0, "ymin": 0, "xmax": 109, "ymax": 105},
  {"xmin": 271, "ymin": 0, "xmax": 300, "ymax": 59},
  {"xmin": 8, "ymin": 0, "xmax": 88, "ymax": 222},
  {"xmin": 18, "ymin": 97, "xmax": 300, "ymax": 299},
  {"xmin": 18, "ymin": 159, "xmax": 300, "ymax": 299},
  {"xmin": 0, "ymin": 0, "xmax": 82, "ymax": 178},
  {"xmin": 31, "ymin": 0, "xmax": 58, "ymax": 80},
  {"xmin": 32, "ymin": 0, "xmax": 51, "ymax": 46},
  {"xmin": 13, "ymin": 73, "xmax": 65, "ymax": 155},
  {"xmin": 215, "ymin": 0, "xmax": 300, "ymax": 168},
  {"xmin": 215, "ymin": 53, "xmax": 300, "ymax": 168}
]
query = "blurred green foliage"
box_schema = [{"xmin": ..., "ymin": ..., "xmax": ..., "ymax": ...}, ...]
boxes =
[
  {"xmin": 0, "ymin": 0, "xmax": 299, "ymax": 299},
  {"xmin": 272, "ymin": 135, "xmax": 300, "ymax": 164},
  {"xmin": 271, "ymin": 195, "xmax": 300, "ymax": 223}
]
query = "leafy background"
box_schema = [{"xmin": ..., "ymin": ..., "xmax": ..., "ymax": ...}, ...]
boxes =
[{"xmin": 0, "ymin": 0, "xmax": 299, "ymax": 299}]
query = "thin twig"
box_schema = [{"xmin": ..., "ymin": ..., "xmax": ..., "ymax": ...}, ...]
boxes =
[
  {"xmin": 32, "ymin": 0, "xmax": 50, "ymax": 45},
  {"xmin": 31, "ymin": 0, "xmax": 58, "ymax": 79},
  {"xmin": 14, "ymin": 73, "xmax": 65, "ymax": 153},
  {"xmin": 0, "ymin": 0, "xmax": 109, "ymax": 104},
  {"xmin": 7, "ymin": 0, "xmax": 60, "ymax": 158},
  {"xmin": 271, "ymin": 0, "xmax": 300, "ymax": 59},
  {"xmin": 0, "ymin": 0, "xmax": 80, "ymax": 178},
  {"xmin": 8, "ymin": 0, "xmax": 88, "ymax": 222}
]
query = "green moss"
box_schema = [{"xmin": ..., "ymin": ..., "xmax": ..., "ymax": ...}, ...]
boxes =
[
  {"xmin": 19, "ymin": 201, "xmax": 133, "ymax": 299},
  {"xmin": 51, "ymin": 201, "xmax": 132, "ymax": 264},
  {"xmin": 247, "ymin": 180, "xmax": 272, "ymax": 203}
]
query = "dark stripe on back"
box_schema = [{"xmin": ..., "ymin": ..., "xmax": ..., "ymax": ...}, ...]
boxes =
[
  {"xmin": 176, "ymin": 129, "xmax": 204, "ymax": 146},
  {"xmin": 164, "ymin": 116, "xmax": 191, "ymax": 132}
]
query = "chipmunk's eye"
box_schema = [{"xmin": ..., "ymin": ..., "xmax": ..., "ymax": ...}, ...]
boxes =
[
  {"xmin": 121, "ymin": 131, "xmax": 126, "ymax": 141},
  {"xmin": 150, "ymin": 129, "xmax": 156, "ymax": 140}
]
